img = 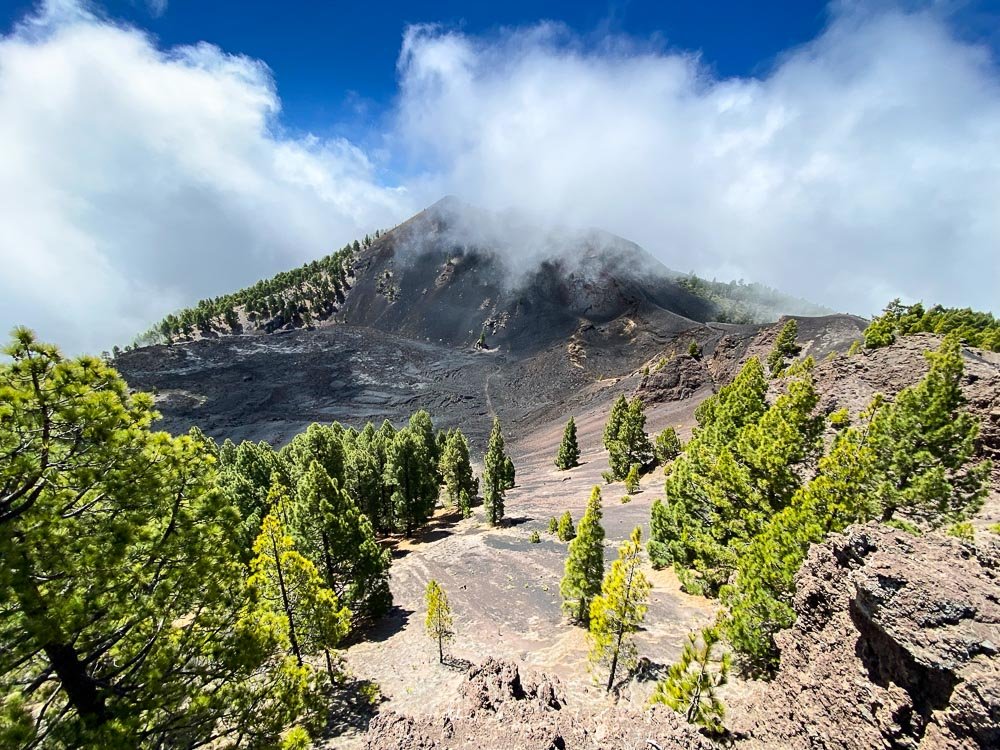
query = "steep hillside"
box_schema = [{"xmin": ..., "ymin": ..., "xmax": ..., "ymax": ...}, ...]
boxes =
[
  {"xmin": 334, "ymin": 196, "xmax": 718, "ymax": 352},
  {"xmin": 127, "ymin": 197, "xmax": 833, "ymax": 354},
  {"xmin": 116, "ymin": 199, "xmax": 856, "ymax": 446}
]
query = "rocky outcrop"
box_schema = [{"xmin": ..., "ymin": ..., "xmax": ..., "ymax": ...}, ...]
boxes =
[
  {"xmin": 636, "ymin": 354, "xmax": 709, "ymax": 404},
  {"xmin": 733, "ymin": 524, "xmax": 1000, "ymax": 749},
  {"xmin": 366, "ymin": 527, "xmax": 999, "ymax": 750},
  {"xmin": 363, "ymin": 657, "xmax": 714, "ymax": 750}
]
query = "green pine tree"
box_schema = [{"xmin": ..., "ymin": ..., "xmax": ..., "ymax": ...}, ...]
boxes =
[
  {"xmin": 868, "ymin": 334, "xmax": 990, "ymax": 525},
  {"xmin": 649, "ymin": 360, "xmax": 820, "ymax": 593},
  {"xmin": 557, "ymin": 510, "xmax": 576, "ymax": 541},
  {"xmin": 218, "ymin": 438, "xmax": 285, "ymax": 561},
  {"xmin": 588, "ymin": 526, "xmax": 651, "ymax": 692},
  {"xmin": 424, "ymin": 580, "xmax": 454, "ymax": 664},
  {"xmin": 560, "ymin": 486, "xmax": 606, "ymax": 624},
  {"xmin": 482, "ymin": 418, "xmax": 510, "ymax": 526},
  {"xmin": 603, "ymin": 395, "xmax": 629, "ymax": 451},
  {"xmin": 0, "ymin": 330, "xmax": 324, "ymax": 747},
  {"xmin": 292, "ymin": 461, "xmax": 392, "ymax": 624},
  {"xmin": 246, "ymin": 500, "xmax": 351, "ymax": 680},
  {"xmin": 458, "ymin": 489, "xmax": 473, "ymax": 519},
  {"xmin": 624, "ymin": 463, "xmax": 641, "ymax": 494},
  {"xmin": 408, "ymin": 410, "xmax": 440, "ymax": 478},
  {"xmin": 607, "ymin": 398, "xmax": 655, "ymax": 480},
  {"xmin": 439, "ymin": 429, "xmax": 478, "ymax": 506},
  {"xmin": 555, "ymin": 417, "xmax": 581, "ymax": 470},
  {"xmin": 384, "ymin": 428, "xmax": 439, "ymax": 536},
  {"xmin": 502, "ymin": 454, "xmax": 516, "ymax": 490},
  {"xmin": 767, "ymin": 319, "xmax": 801, "ymax": 376},
  {"xmin": 279, "ymin": 422, "xmax": 346, "ymax": 488},
  {"xmin": 654, "ymin": 426, "xmax": 682, "ymax": 464},
  {"xmin": 650, "ymin": 626, "xmax": 730, "ymax": 736}
]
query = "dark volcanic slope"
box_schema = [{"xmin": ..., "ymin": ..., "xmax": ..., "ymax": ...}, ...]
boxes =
[
  {"xmin": 116, "ymin": 199, "xmax": 871, "ymax": 447},
  {"xmin": 335, "ymin": 197, "xmax": 718, "ymax": 353}
]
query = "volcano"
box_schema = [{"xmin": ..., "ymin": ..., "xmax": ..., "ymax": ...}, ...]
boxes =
[{"xmin": 114, "ymin": 198, "xmax": 860, "ymax": 447}]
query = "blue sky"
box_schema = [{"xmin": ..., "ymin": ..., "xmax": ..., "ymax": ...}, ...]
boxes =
[
  {"xmin": 0, "ymin": 1, "xmax": 834, "ymax": 140},
  {"xmin": 1, "ymin": 1, "xmax": 999, "ymax": 353}
]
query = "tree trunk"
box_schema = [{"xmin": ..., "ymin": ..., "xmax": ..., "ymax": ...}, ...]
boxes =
[
  {"xmin": 10, "ymin": 545, "xmax": 108, "ymax": 725},
  {"xmin": 44, "ymin": 641, "xmax": 109, "ymax": 724},
  {"xmin": 321, "ymin": 531, "xmax": 336, "ymax": 590},
  {"xmin": 324, "ymin": 648, "xmax": 336, "ymax": 683},
  {"xmin": 271, "ymin": 532, "xmax": 302, "ymax": 664},
  {"xmin": 606, "ymin": 626, "xmax": 625, "ymax": 693}
]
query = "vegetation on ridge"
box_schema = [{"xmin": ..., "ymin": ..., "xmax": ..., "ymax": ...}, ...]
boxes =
[
  {"xmin": 677, "ymin": 273, "xmax": 833, "ymax": 324},
  {"xmin": 125, "ymin": 230, "xmax": 387, "ymax": 352},
  {"xmin": 649, "ymin": 334, "xmax": 989, "ymax": 673},
  {"xmin": 864, "ymin": 298, "xmax": 1000, "ymax": 351}
]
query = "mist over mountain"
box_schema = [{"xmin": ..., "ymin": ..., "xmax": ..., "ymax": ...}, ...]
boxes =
[{"xmin": 2, "ymin": 1, "xmax": 999, "ymax": 354}]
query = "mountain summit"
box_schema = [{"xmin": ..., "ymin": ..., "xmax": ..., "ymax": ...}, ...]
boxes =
[{"xmin": 335, "ymin": 197, "xmax": 717, "ymax": 352}]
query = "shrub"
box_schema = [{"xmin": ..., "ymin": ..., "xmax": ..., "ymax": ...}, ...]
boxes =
[
  {"xmin": 557, "ymin": 511, "xmax": 576, "ymax": 542},
  {"xmin": 947, "ymin": 522, "xmax": 975, "ymax": 541}
]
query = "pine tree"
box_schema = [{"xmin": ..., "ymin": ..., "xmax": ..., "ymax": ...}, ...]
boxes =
[
  {"xmin": 721, "ymin": 415, "xmax": 879, "ymax": 672},
  {"xmin": 218, "ymin": 438, "xmax": 285, "ymax": 560},
  {"xmin": 384, "ymin": 428, "xmax": 439, "ymax": 536},
  {"xmin": 0, "ymin": 330, "xmax": 322, "ymax": 747},
  {"xmin": 344, "ymin": 427, "xmax": 389, "ymax": 532},
  {"xmin": 246, "ymin": 500, "xmax": 351, "ymax": 681},
  {"xmin": 458, "ymin": 489, "xmax": 473, "ymax": 519},
  {"xmin": 608, "ymin": 398, "xmax": 654, "ymax": 479},
  {"xmin": 688, "ymin": 341, "xmax": 702, "ymax": 359},
  {"xmin": 408, "ymin": 410, "xmax": 440, "ymax": 476},
  {"xmin": 650, "ymin": 626, "xmax": 730, "ymax": 736},
  {"xmin": 868, "ymin": 334, "xmax": 990, "ymax": 525},
  {"xmin": 624, "ymin": 463, "xmax": 641, "ymax": 493},
  {"xmin": 439, "ymin": 429, "xmax": 478, "ymax": 506},
  {"xmin": 560, "ymin": 486, "xmax": 606, "ymax": 624},
  {"xmin": 654, "ymin": 426, "xmax": 682, "ymax": 464},
  {"xmin": 588, "ymin": 527, "xmax": 651, "ymax": 692},
  {"xmin": 482, "ymin": 418, "xmax": 510, "ymax": 526},
  {"xmin": 279, "ymin": 422, "xmax": 346, "ymax": 488},
  {"xmin": 555, "ymin": 417, "xmax": 581, "ymax": 470},
  {"xmin": 767, "ymin": 319, "xmax": 801, "ymax": 376},
  {"xmin": 424, "ymin": 580, "xmax": 454, "ymax": 664},
  {"xmin": 292, "ymin": 461, "xmax": 392, "ymax": 624},
  {"xmin": 649, "ymin": 361, "xmax": 820, "ymax": 593},
  {"xmin": 557, "ymin": 510, "xmax": 576, "ymax": 541},
  {"xmin": 603, "ymin": 395, "xmax": 629, "ymax": 452},
  {"xmin": 503, "ymin": 455, "xmax": 516, "ymax": 489}
]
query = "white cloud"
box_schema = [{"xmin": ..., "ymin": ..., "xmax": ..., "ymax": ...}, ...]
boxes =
[
  {"xmin": 0, "ymin": 1, "xmax": 414, "ymax": 354},
  {"xmin": 2, "ymin": 1, "xmax": 999, "ymax": 354},
  {"xmin": 394, "ymin": 5, "xmax": 1000, "ymax": 317}
]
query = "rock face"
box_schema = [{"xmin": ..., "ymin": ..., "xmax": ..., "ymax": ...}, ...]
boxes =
[
  {"xmin": 733, "ymin": 524, "xmax": 1000, "ymax": 749},
  {"xmin": 363, "ymin": 657, "xmax": 714, "ymax": 750},
  {"xmin": 367, "ymin": 528, "xmax": 1000, "ymax": 750},
  {"xmin": 635, "ymin": 353, "xmax": 710, "ymax": 405}
]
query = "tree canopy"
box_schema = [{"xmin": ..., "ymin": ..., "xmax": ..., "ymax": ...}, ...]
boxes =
[{"xmin": 864, "ymin": 299, "xmax": 1000, "ymax": 351}]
